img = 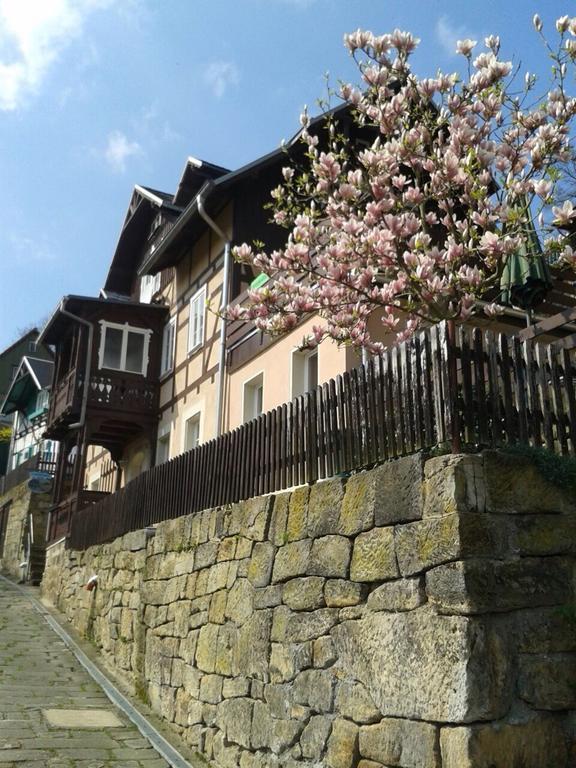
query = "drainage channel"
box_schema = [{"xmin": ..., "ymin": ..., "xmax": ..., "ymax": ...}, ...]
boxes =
[{"xmin": 0, "ymin": 574, "xmax": 197, "ymax": 768}]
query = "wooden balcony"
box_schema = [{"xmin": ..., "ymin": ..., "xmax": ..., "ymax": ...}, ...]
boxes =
[{"xmin": 46, "ymin": 367, "xmax": 159, "ymax": 440}]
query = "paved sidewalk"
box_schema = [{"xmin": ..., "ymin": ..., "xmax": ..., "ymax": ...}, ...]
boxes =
[{"xmin": 0, "ymin": 578, "xmax": 170, "ymax": 767}]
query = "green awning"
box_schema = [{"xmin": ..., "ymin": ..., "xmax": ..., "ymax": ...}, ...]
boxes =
[
  {"xmin": 0, "ymin": 373, "xmax": 35, "ymax": 416},
  {"xmin": 500, "ymin": 216, "xmax": 552, "ymax": 311}
]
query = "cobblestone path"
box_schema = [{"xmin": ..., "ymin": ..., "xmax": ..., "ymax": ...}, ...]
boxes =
[{"xmin": 0, "ymin": 578, "xmax": 170, "ymax": 767}]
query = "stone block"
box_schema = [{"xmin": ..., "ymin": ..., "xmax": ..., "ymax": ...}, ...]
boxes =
[
  {"xmin": 332, "ymin": 608, "xmax": 512, "ymax": 722},
  {"xmin": 208, "ymin": 590, "xmax": 227, "ymax": 625},
  {"xmin": 195, "ymin": 623, "xmax": 219, "ymax": 673},
  {"xmin": 423, "ymin": 454, "xmax": 486, "ymax": 517},
  {"xmin": 216, "ymin": 698, "xmax": 253, "ymax": 749},
  {"xmin": 307, "ymin": 478, "xmax": 345, "ymax": 537},
  {"xmin": 514, "ymin": 513, "xmax": 576, "ymax": 556},
  {"xmin": 247, "ymin": 541, "xmax": 276, "ymax": 587},
  {"xmin": 313, "ymin": 636, "xmax": 336, "ymax": 668},
  {"xmin": 359, "ymin": 719, "xmax": 439, "ymax": 768},
  {"xmin": 518, "ymin": 653, "xmax": 576, "ymax": 710},
  {"xmin": 224, "ymin": 578, "xmax": 254, "ymax": 625},
  {"xmin": 350, "ymin": 528, "xmax": 398, "ymax": 582},
  {"xmin": 232, "ymin": 609, "xmax": 272, "ymax": 680},
  {"xmin": 483, "ymin": 450, "xmax": 575, "ymax": 514},
  {"xmin": 373, "ymin": 454, "xmax": 424, "ymax": 524},
  {"xmin": 367, "ymin": 577, "xmax": 424, "ymax": 612},
  {"xmin": 440, "ymin": 716, "xmax": 568, "ymax": 768},
  {"xmin": 338, "ymin": 472, "xmax": 376, "ymax": 536},
  {"xmin": 325, "ymin": 579, "xmax": 365, "ymax": 607},
  {"xmin": 335, "ymin": 681, "xmax": 380, "ymax": 724},
  {"xmin": 283, "ymin": 577, "xmax": 326, "ymax": 611},
  {"xmin": 242, "ymin": 496, "xmax": 273, "ymax": 541},
  {"xmin": 199, "ymin": 673, "xmax": 223, "ymax": 704},
  {"xmin": 222, "ymin": 676, "xmax": 250, "ymax": 699},
  {"xmin": 426, "ymin": 557, "xmax": 572, "ymax": 614},
  {"xmin": 251, "ymin": 702, "xmax": 304, "ymax": 754},
  {"xmin": 270, "ymin": 642, "xmax": 312, "ymax": 683},
  {"xmin": 293, "ymin": 668, "xmax": 335, "ymax": 712},
  {"xmin": 310, "ymin": 536, "xmax": 351, "ymax": 578},
  {"xmin": 272, "ymin": 540, "xmax": 312, "ymax": 583},
  {"xmin": 218, "ymin": 536, "xmax": 237, "ymax": 561},
  {"xmin": 215, "ymin": 623, "xmax": 238, "ymax": 676},
  {"xmin": 205, "ymin": 562, "xmax": 229, "ymax": 594},
  {"xmin": 194, "ymin": 540, "xmax": 219, "ymax": 569},
  {"xmin": 286, "ymin": 487, "xmax": 309, "ymax": 541},
  {"xmin": 272, "ymin": 605, "xmax": 339, "ymax": 643},
  {"xmin": 300, "ymin": 715, "xmax": 332, "ymax": 760},
  {"xmin": 264, "ymin": 682, "xmax": 293, "ymax": 718},
  {"xmin": 395, "ymin": 513, "xmax": 509, "ymax": 577},
  {"xmin": 254, "ymin": 585, "xmax": 283, "ymax": 609},
  {"xmin": 515, "ymin": 606, "xmax": 576, "ymax": 653},
  {"xmin": 326, "ymin": 718, "xmax": 359, "ymax": 768},
  {"xmin": 270, "ymin": 492, "xmax": 290, "ymax": 546}
]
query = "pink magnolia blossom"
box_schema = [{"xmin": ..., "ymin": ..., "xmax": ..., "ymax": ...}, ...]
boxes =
[{"xmin": 226, "ymin": 16, "xmax": 576, "ymax": 352}]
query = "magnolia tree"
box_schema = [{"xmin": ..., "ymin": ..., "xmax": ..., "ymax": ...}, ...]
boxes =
[{"xmin": 229, "ymin": 15, "xmax": 576, "ymax": 352}]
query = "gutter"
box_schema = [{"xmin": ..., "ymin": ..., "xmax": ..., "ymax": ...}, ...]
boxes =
[{"xmin": 196, "ymin": 187, "xmax": 231, "ymax": 439}]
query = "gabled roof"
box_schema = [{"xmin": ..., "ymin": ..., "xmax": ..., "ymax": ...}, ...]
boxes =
[
  {"xmin": 0, "ymin": 329, "xmax": 38, "ymax": 362},
  {"xmin": 1, "ymin": 356, "xmax": 54, "ymax": 416},
  {"xmin": 139, "ymin": 104, "xmax": 356, "ymax": 276},
  {"xmin": 173, "ymin": 157, "xmax": 230, "ymax": 208},
  {"xmin": 103, "ymin": 184, "xmax": 183, "ymax": 295}
]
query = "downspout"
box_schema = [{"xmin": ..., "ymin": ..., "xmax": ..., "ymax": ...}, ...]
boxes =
[
  {"xmin": 58, "ymin": 302, "xmax": 94, "ymax": 431},
  {"xmin": 197, "ymin": 191, "xmax": 231, "ymax": 438}
]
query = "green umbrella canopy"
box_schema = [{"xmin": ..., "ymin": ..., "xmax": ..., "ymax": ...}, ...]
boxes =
[{"xmin": 500, "ymin": 215, "xmax": 552, "ymax": 311}]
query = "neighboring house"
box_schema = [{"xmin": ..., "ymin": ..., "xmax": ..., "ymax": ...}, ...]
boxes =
[
  {"xmin": 0, "ymin": 330, "xmax": 53, "ymax": 475},
  {"xmin": 0, "ymin": 356, "xmax": 56, "ymax": 471},
  {"xmin": 0, "ymin": 354, "xmax": 56, "ymax": 584},
  {"xmin": 38, "ymin": 106, "xmax": 576, "ymax": 541}
]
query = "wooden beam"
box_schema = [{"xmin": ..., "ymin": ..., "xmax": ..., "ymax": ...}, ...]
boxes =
[{"xmin": 518, "ymin": 306, "xmax": 576, "ymax": 341}]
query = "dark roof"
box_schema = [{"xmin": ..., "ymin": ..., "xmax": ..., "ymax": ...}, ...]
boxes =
[
  {"xmin": 37, "ymin": 295, "xmax": 168, "ymax": 346},
  {"xmin": 1, "ymin": 356, "xmax": 54, "ymax": 416},
  {"xmin": 140, "ymin": 104, "xmax": 354, "ymax": 276},
  {"xmin": 173, "ymin": 157, "xmax": 230, "ymax": 208},
  {"xmin": 0, "ymin": 329, "xmax": 38, "ymax": 361}
]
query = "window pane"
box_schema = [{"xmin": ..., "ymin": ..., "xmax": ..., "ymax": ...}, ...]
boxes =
[
  {"xmin": 307, "ymin": 352, "xmax": 318, "ymax": 390},
  {"xmin": 103, "ymin": 327, "xmax": 123, "ymax": 369},
  {"xmin": 125, "ymin": 332, "xmax": 145, "ymax": 373},
  {"xmin": 185, "ymin": 415, "xmax": 201, "ymax": 451}
]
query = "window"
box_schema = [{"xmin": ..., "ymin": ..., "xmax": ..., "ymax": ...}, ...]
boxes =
[
  {"xmin": 140, "ymin": 273, "xmax": 161, "ymax": 303},
  {"xmin": 157, "ymin": 426, "xmax": 171, "ymax": 464},
  {"xmin": 184, "ymin": 413, "xmax": 201, "ymax": 452},
  {"xmin": 291, "ymin": 349, "xmax": 319, "ymax": 398},
  {"xmin": 160, "ymin": 317, "xmax": 176, "ymax": 377},
  {"xmin": 243, "ymin": 373, "xmax": 264, "ymax": 422},
  {"xmin": 36, "ymin": 389, "xmax": 50, "ymax": 412},
  {"xmin": 98, "ymin": 321, "xmax": 151, "ymax": 375},
  {"xmin": 188, "ymin": 286, "xmax": 206, "ymax": 353}
]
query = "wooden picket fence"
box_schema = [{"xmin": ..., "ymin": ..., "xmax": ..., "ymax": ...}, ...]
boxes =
[{"xmin": 68, "ymin": 322, "xmax": 576, "ymax": 550}]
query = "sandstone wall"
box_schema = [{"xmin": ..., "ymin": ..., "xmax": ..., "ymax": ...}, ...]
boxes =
[
  {"xmin": 0, "ymin": 480, "xmax": 50, "ymax": 580},
  {"xmin": 42, "ymin": 451, "xmax": 576, "ymax": 767}
]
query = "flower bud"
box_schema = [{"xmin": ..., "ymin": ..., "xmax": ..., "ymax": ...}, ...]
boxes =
[{"xmin": 533, "ymin": 14, "xmax": 543, "ymax": 32}]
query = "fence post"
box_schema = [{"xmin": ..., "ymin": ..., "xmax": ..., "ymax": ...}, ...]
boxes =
[{"xmin": 446, "ymin": 320, "xmax": 462, "ymax": 453}]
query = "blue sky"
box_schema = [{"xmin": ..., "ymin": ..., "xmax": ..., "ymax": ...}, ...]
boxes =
[{"xmin": 0, "ymin": 0, "xmax": 570, "ymax": 349}]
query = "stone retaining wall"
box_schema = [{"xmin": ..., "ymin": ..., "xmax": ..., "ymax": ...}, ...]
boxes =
[
  {"xmin": 42, "ymin": 451, "xmax": 576, "ymax": 767},
  {"xmin": 0, "ymin": 479, "xmax": 50, "ymax": 580}
]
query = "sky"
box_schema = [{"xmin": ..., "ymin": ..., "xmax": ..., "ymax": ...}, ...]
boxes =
[{"xmin": 0, "ymin": 0, "xmax": 571, "ymax": 350}]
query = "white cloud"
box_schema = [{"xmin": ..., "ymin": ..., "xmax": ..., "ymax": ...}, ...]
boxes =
[
  {"xmin": 0, "ymin": 0, "xmax": 112, "ymax": 111},
  {"xmin": 203, "ymin": 60, "xmax": 240, "ymax": 99},
  {"xmin": 435, "ymin": 15, "xmax": 477, "ymax": 58},
  {"xmin": 103, "ymin": 130, "xmax": 142, "ymax": 173},
  {"xmin": 8, "ymin": 232, "xmax": 58, "ymax": 263}
]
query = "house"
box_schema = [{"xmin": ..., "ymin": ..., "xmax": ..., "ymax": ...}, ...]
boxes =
[
  {"xmin": 38, "ymin": 105, "xmax": 576, "ymax": 543},
  {"xmin": 0, "ymin": 329, "xmax": 52, "ymax": 475},
  {"xmin": 0, "ymin": 349, "xmax": 56, "ymax": 584}
]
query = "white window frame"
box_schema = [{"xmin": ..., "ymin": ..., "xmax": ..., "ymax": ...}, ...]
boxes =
[
  {"xmin": 97, "ymin": 320, "xmax": 152, "ymax": 376},
  {"xmin": 140, "ymin": 273, "xmax": 161, "ymax": 304},
  {"xmin": 243, "ymin": 371, "xmax": 264, "ymax": 423},
  {"xmin": 188, "ymin": 285, "xmax": 206, "ymax": 354},
  {"xmin": 156, "ymin": 422, "xmax": 171, "ymax": 464},
  {"xmin": 291, "ymin": 348, "xmax": 319, "ymax": 398},
  {"xmin": 160, "ymin": 316, "xmax": 176, "ymax": 378},
  {"xmin": 183, "ymin": 410, "xmax": 202, "ymax": 452}
]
